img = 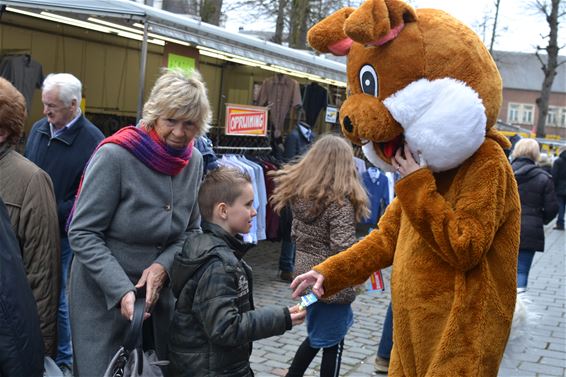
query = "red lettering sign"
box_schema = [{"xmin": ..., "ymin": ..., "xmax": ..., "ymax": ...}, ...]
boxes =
[{"xmin": 225, "ymin": 104, "xmax": 268, "ymax": 136}]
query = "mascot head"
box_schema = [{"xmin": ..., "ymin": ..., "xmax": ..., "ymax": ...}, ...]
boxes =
[{"xmin": 308, "ymin": 0, "xmax": 504, "ymax": 172}]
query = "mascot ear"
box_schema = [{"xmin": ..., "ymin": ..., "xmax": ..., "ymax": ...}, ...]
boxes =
[
  {"xmin": 345, "ymin": 0, "xmax": 417, "ymax": 45},
  {"xmin": 307, "ymin": 7, "xmax": 356, "ymax": 56}
]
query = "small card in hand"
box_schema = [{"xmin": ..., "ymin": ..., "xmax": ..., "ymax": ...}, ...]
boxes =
[{"xmin": 298, "ymin": 292, "xmax": 318, "ymax": 310}]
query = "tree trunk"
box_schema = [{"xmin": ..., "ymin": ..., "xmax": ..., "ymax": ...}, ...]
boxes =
[
  {"xmin": 201, "ymin": 0, "xmax": 223, "ymax": 24},
  {"xmin": 535, "ymin": 0, "xmax": 563, "ymax": 138},
  {"xmin": 162, "ymin": 0, "xmax": 193, "ymax": 14},
  {"xmin": 272, "ymin": 0, "xmax": 288, "ymax": 44},
  {"xmin": 289, "ymin": 0, "xmax": 310, "ymax": 48},
  {"xmin": 489, "ymin": 0, "xmax": 501, "ymax": 53}
]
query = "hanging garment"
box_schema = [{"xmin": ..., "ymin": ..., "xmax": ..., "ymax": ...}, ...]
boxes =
[
  {"xmin": 0, "ymin": 55, "xmax": 44, "ymax": 110},
  {"xmin": 257, "ymin": 75, "xmax": 302, "ymax": 135},
  {"xmin": 362, "ymin": 167, "xmax": 390, "ymax": 226},
  {"xmin": 302, "ymin": 82, "xmax": 328, "ymax": 127}
]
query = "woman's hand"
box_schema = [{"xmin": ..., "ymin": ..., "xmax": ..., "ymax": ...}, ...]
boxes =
[
  {"xmin": 120, "ymin": 291, "xmax": 136, "ymax": 321},
  {"xmin": 290, "ymin": 270, "xmax": 325, "ymax": 299},
  {"xmin": 391, "ymin": 144, "xmax": 426, "ymax": 178},
  {"xmin": 288, "ymin": 304, "xmax": 307, "ymax": 326},
  {"xmin": 135, "ymin": 263, "xmax": 168, "ymax": 312}
]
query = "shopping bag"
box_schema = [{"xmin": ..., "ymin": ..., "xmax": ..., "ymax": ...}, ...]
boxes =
[
  {"xmin": 103, "ymin": 298, "xmax": 168, "ymax": 377},
  {"xmin": 43, "ymin": 357, "xmax": 63, "ymax": 377}
]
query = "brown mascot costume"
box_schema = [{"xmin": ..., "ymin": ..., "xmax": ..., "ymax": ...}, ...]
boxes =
[{"xmin": 291, "ymin": 0, "xmax": 522, "ymax": 375}]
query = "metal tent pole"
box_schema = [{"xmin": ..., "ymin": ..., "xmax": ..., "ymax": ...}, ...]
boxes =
[{"xmin": 136, "ymin": 21, "xmax": 149, "ymax": 122}]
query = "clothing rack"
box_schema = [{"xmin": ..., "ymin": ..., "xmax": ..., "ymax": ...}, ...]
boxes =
[{"xmin": 214, "ymin": 146, "xmax": 272, "ymax": 151}]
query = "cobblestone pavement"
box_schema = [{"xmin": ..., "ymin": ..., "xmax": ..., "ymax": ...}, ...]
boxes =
[{"xmin": 247, "ymin": 223, "xmax": 565, "ymax": 376}]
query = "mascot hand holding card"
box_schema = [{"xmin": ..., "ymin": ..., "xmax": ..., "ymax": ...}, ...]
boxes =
[{"xmin": 291, "ymin": 0, "xmax": 521, "ymax": 375}]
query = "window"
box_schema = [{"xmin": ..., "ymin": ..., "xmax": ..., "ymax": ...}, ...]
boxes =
[
  {"xmin": 522, "ymin": 105, "xmax": 534, "ymax": 125},
  {"xmin": 508, "ymin": 104, "xmax": 520, "ymax": 123},
  {"xmin": 560, "ymin": 108, "xmax": 566, "ymax": 128},
  {"xmin": 546, "ymin": 106, "xmax": 558, "ymax": 125},
  {"xmin": 508, "ymin": 103, "xmax": 535, "ymax": 125}
]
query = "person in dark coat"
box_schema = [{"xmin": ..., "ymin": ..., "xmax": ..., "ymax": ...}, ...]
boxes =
[
  {"xmin": 552, "ymin": 146, "xmax": 566, "ymax": 230},
  {"xmin": 25, "ymin": 72, "xmax": 104, "ymax": 372},
  {"xmin": 0, "ymin": 77, "xmax": 60, "ymax": 359},
  {"xmin": 168, "ymin": 167, "xmax": 305, "ymax": 377},
  {"xmin": 0, "ymin": 198, "xmax": 44, "ymax": 377},
  {"xmin": 511, "ymin": 139, "xmax": 558, "ymax": 292}
]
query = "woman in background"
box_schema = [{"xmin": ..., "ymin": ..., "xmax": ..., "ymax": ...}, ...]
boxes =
[{"xmin": 511, "ymin": 138, "xmax": 558, "ymax": 292}]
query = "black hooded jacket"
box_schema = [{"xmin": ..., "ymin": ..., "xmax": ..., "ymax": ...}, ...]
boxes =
[
  {"xmin": 168, "ymin": 222, "xmax": 291, "ymax": 377},
  {"xmin": 0, "ymin": 199, "xmax": 44, "ymax": 377},
  {"xmin": 512, "ymin": 157, "xmax": 559, "ymax": 251},
  {"xmin": 552, "ymin": 150, "xmax": 566, "ymax": 196}
]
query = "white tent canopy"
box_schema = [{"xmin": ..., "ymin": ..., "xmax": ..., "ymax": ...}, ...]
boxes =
[{"xmin": 0, "ymin": 0, "xmax": 347, "ymax": 83}]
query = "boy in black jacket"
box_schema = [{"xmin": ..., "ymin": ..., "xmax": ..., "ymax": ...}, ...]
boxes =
[{"xmin": 168, "ymin": 167, "xmax": 305, "ymax": 377}]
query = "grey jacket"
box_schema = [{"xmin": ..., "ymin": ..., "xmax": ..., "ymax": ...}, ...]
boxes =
[
  {"xmin": 168, "ymin": 222, "xmax": 291, "ymax": 377},
  {"xmin": 68, "ymin": 143, "xmax": 203, "ymax": 376}
]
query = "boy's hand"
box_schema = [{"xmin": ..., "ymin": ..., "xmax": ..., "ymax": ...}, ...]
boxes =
[
  {"xmin": 290, "ymin": 270, "xmax": 325, "ymax": 299},
  {"xmin": 289, "ymin": 305, "xmax": 306, "ymax": 326}
]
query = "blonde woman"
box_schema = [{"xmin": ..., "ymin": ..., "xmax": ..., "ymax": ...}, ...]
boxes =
[
  {"xmin": 270, "ymin": 134, "xmax": 369, "ymax": 377},
  {"xmin": 511, "ymin": 138, "xmax": 558, "ymax": 292},
  {"xmin": 68, "ymin": 68, "xmax": 210, "ymax": 376}
]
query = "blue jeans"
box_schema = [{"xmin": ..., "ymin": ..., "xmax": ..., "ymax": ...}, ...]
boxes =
[
  {"xmin": 517, "ymin": 249, "xmax": 536, "ymax": 289},
  {"xmin": 279, "ymin": 240, "xmax": 296, "ymax": 272},
  {"xmin": 556, "ymin": 195, "xmax": 566, "ymax": 227},
  {"xmin": 55, "ymin": 237, "xmax": 73, "ymax": 367},
  {"xmin": 377, "ymin": 302, "xmax": 393, "ymax": 360}
]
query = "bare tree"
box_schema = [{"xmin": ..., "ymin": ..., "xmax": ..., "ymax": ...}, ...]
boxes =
[
  {"xmin": 532, "ymin": 0, "xmax": 565, "ymax": 137},
  {"xmin": 201, "ymin": 0, "xmax": 223, "ymax": 24},
  {"xmin": 489, "ymin": 0, "xmax": 502, "ymax": 53},
  {"xmin": 162, "ymin": 0, "xmax": 195, "ymax": 14}
]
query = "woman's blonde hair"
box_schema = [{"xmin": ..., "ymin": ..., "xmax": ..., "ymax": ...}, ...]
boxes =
[
  {"xmin": 142, "ymin": 68, "xmax": 211, "ymax": 135},
  {"xmin": 512, "ymin": 138, "xmax": 540, "ymax": 162},
  {"xmin": 270, "ymin": 134, "xmax": 369, "ymax": 221}
]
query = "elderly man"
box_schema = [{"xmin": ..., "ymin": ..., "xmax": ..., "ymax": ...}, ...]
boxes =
[
  {"xmin": 25, "ymin": 73, "xmax": 104, "ymax": 373},
  {"xmin": 0, "ymin": 77, "xmax": 60, "ymax": 359}
]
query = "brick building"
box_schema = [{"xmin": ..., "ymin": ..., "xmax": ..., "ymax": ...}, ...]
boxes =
[{"xmin": 494, "ymin": 51, "xmax": 566, "ymax": 138}]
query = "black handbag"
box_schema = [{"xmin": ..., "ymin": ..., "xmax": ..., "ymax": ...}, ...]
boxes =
[{"xmin": 103, "ymin": 297, "xmax": 168, "ymax": 377}]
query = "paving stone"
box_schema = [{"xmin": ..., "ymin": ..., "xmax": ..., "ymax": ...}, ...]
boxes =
[{"xmin": 248, "ymin": 225, "xmax": 566, "ymax": 376}]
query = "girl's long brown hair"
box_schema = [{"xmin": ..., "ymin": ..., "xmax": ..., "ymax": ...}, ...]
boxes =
[{"xmin": 270, "ymin": 134, "xmax": 370, "ymax": 221}]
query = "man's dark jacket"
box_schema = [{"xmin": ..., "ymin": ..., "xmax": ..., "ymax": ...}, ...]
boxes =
[
  {"xmin": 24, "ymin": 114, "xmax": 104, "ymax": 235},
  {"xmin": 512, "ymin": 157, "xmax": 558, "ymax": 251},
  {"xmin": 0, "ymin": 199, "xmax": 44, "ymax": 377},
  {"xmin": 283, "ymin": 122, "xmax": 314, "ymax": 162},
  {"xmin": 168, "ymin": 222, "xmax": 291, "ymax": 377},
  {"xmin": 552, "ymin": 150, "xmax": 566, "ymax": 196}
]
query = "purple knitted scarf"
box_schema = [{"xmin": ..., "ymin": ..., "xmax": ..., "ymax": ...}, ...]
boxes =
[{"xmin": 66, "ymin": 126, "xmax": 193, "ymax": 230}]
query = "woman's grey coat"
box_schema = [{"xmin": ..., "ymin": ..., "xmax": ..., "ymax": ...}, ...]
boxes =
[{"xmin": 68, "ymin": 143, "xmax": 203, "ymax": 376}]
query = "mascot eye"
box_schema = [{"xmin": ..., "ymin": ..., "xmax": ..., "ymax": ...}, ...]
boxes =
[{"xmin": 359, "ymin": 65, "xmax": 379, "ymax": 97}]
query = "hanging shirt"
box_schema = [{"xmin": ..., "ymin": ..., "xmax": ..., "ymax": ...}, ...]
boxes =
[
  {"xmin": 353, "ymin": 157, "xmax": 367, "ymax": 175},
  {"xmin": 0, "ymin": 55, "xmax": 44, "ymax": 111},
  {"xmin": 238, "ymin": 155, "xmax": 267, "ymax": 241},
  {"xmin": 257, "ymin": 75, "xmax": 302, "ymax": 135},
  {"xmin": 303, "ymin": 82, "xmax": 328, "ymax": 127},
  {"xmin": 362, "ymin": 167, "xmax": 390, "ymax": 226}
]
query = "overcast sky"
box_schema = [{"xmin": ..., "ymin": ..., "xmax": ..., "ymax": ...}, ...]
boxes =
[{"xmin": 224, "ymin": 0, "xmax": 566, "ymax": 53}]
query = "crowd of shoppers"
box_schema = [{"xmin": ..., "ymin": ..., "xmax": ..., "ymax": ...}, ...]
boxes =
[{"xmin": 1, "ymin": 66, "xmax": 565, "ymax": 377}]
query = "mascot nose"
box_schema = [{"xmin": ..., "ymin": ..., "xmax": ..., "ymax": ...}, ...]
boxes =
[{"xmin": 343, "ymin": 116, "xmax": 354, "ymax": 133}]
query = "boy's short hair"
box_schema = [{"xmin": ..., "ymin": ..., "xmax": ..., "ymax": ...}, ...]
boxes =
[{"xmin": 198, "ymin": 167, "xmax": 252, "ymax": 222}]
